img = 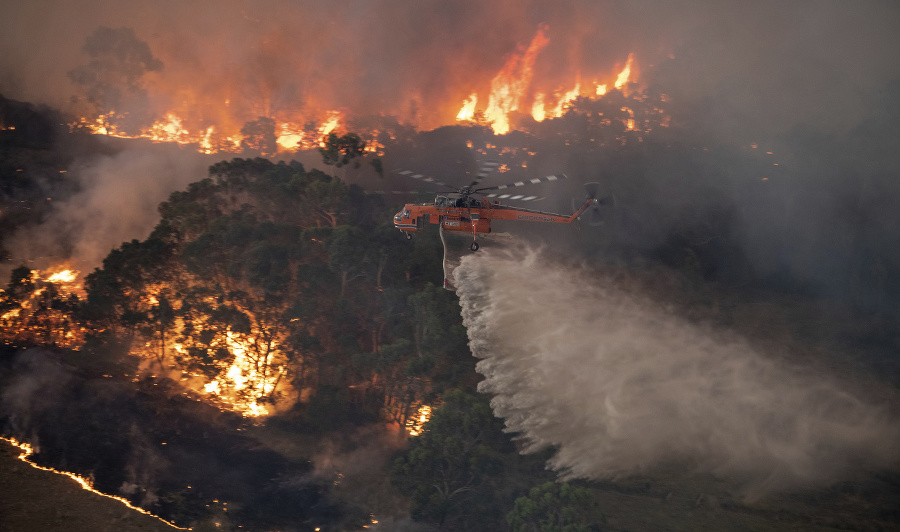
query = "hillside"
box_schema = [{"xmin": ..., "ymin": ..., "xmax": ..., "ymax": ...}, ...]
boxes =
[{"xmin": 0, "ymin": 438, "xmax": 180, "ymax": 532}]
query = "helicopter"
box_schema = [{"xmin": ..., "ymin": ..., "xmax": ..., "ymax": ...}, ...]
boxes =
[
  {"xmin": 392, "ymin": 162, "xmax": 600, "ymax": 251},
  {"xmin": 391, "ymin": 162, "xmax": 601, "ymax": 288}
]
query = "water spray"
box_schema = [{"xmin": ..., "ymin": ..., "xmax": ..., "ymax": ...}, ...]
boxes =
[{"xmin": 454, "ymin": 245, "xmax": 899, "ymax": 498}]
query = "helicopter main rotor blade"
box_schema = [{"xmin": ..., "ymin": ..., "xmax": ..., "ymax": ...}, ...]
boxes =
[
  {"xmin": 483, "ymin": 193, "xmax": 543, "ymax": 201},
  {"xmin": 395, "ymin": 169, "xmax": 457, "ymax": 191},
  {"xmin": 475, "ymin": 173, "xmax": 567, "ymax": 193},
  {"xmin": 370, "ymin": 190, "xmax": 420, "ymax": 195},
  {"xmin": 467, "ymin": 160, "xmax": 500, "ymax": 188}
]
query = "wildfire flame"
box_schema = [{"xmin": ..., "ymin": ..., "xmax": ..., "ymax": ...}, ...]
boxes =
[
  {"xmin": 199, "ymin": 331, "xmax": 284, "ymax": 418},
  {"xmin": 1, "ymin": 436, "xmax": 188, "ymax": 530},
  {"xmin": 455, "ymin": 26, "xmax": 640, "ymax": 133},
  {"xmin": 276, "ymin": 122, "xmax": 304, "ymax": 152},
  {"xmin": 614, "ymin": 53, "xmax": 634, "ymax": 92},
  {"xmin": 66, "ymin": 23, "xmax": 657, "ymax": 154},
  {"xmin": 480, "ymin": 24, "xmax": 550, "ymax": 134},
  {"xmin": 75, "ymin": 109, "xmax": 345, "ymax": 154},
  {"xmin": 1, "ymin": 264, "xmax": 287, "ymax": 419},
  {"xmin": 539, "ymin": 79, "xmax": 582, "ymax": 121},
  {"xmin": 531, "ymin": 92, "xmax": 546, "ymax": 122},
  {"xmin": 318, "ymin": 110, "xmax": 343, "ymax": 141},
  {"xmin": 47, "ymin": 269, "xmax": 78, "ymax": 284},
  {"xmin": 405, "ymin": 405, "xmax": 432, "ymax": 436},
  {"xmin": 0, "ymin": 261, "xmax": 296, "ymax": 421},
  {"xmin": 456, "ymin": 92, "xmax": 478, "ymax": 121},
  {"xmin": 1, "ymin": 267, "xmax": 85, "ymax": 348}
]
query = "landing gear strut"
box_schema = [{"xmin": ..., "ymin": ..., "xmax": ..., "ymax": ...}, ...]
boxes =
[{"xmin": 405, "ymin": 232, "xmax": 412, "ymax": 240}]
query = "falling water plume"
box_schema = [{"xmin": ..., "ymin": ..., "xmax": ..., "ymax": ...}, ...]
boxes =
[{"xmin": 454, "ymin": 245, "xmax": 899, "ymax": 498}]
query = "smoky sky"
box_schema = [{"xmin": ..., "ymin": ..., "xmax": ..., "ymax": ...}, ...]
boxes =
[{"xmin": 2, "ymin": 1, "xmax": 898, "ymax": 134}]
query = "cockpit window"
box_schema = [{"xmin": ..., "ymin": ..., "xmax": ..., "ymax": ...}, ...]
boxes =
[{"xmin": 403, "ymin": 210, "xmax": 410, "ymax": 219}]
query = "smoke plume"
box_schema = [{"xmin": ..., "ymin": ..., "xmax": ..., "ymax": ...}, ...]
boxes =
[
  {"xmin": 4, "ymin": 143, "xmax": 210, "ymax": 276},
  {"xmin": 454, "ymin": 245, "xmax": 900, "ymax": 498},
  {"xmin": 0, "ymin": 349, "xmax": 75, "ymax": 444}
]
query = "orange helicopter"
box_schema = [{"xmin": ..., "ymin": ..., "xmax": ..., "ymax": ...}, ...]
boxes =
[{"xmin": 392, "ymin": 162, "xmax": 600, "ymax": 288}]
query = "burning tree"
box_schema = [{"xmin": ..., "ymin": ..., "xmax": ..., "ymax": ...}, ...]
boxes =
[
  {"xmin": 75, "ymin": 155, "xmax": 463, "ymax": 423},
  {"xmin": 0, "ymin": 266, "xmax": 84, "ymax": 348},
  {"xmin": 78, "ymin": 161, "xmax": 323, "ymax": 415},
  {"xmin": 68, "ymin": 27, "xmax": 163, "ymax": 135}
]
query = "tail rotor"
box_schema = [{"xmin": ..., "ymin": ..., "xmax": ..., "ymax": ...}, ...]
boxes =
[{"xmin": 576, "ymin": 181, "xmax": 614, "ymax": 226}]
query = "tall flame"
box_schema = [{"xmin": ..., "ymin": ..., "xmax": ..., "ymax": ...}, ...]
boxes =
[
  {"xmin": 465, "ymin": 24, "xmax": 550, "ymax": 134},
  {"xmin": 317, "ymin": 110, "xmax": 343, "ymax": 144},
  {"xmin": 276, "ymin": 122, "xmax": 304, "ymax": 151},
  {"xmin": 455, "ymin": 26, "xmax": 642, "ymax": 130},
  {"xmin": 199, "ymin": 331, "xmax": 284, "ymax": 417},
  {"xmin": 456, "ymin": 93, "xmax": 478, "ymax": 121},
  {"xmin": 531, "ymin": 92, "xmax": 546, "ymax": 122},
  {"xmin": 405, "ymin": 405, "xmax": 432, "ymax": 436},
  {"xmin": 614, "ymin": 53, "xmax": 634, "ymax": 92},
  {"xmin": 549, "ymin": 79, "xmax": 582, "ymax": 118},
  {"xmin": 485, "ymin": 25, "xmax": 550, "ymax": 134}
]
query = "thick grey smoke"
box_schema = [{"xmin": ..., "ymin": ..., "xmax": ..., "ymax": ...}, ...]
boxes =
[
  {"xmin": 0, "ymin": 349, "xmax": 75, "ymax": 445},
  {"xmin": 454, "ymin": 245, "xmax": 899, "ymax": 498},
  {"xmin": 4, "ymin": 143, "xmax": 210, "ymax": 276}
]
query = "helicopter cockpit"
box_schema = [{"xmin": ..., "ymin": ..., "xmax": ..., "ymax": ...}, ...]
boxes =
[
  {"xmin": 435, "ymin": 195, "xmax": 482, "ymax": 209},
  {"xmin": 434, "ymin": 195, "xmax": 452, "ymax": 207}
]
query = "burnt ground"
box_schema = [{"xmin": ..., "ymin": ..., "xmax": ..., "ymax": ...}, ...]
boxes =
[{"xmin": 0, "ymin": 439, "xmax": 179, "ymax": 532}]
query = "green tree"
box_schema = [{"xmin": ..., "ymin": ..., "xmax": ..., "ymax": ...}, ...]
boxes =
[
  {"xmin": 407, "ymin": 283, "xmax": 472, "ymax": 391},
  {"xmin": 507, "ymin": 482, "xmax": 605, "ymax": 532},
  {"xmin": 320, "ymin": 132, "xmax": 366, "ymax": 168},
  {"xmin": 82, "ymin": 236, "xmax": 176, "ymax": 338},
  {"xmin": 392, "ymin": 389, "xmax": 513, "ymax": 530},
  {"xmin": 302, "ymin": 171, "xmax": 349, "ymax": 227},
  {"xmin": 142, "ymin": 290, "xmax": 176, "ymax": 372},
  {"xmin": 240, "ymin": 117, "xmax": 278, "ymax": 157},
  {"xmin": 325, "ymin": 225, "xmax": 369, "ymax": 297},
  {"xmin": 371, "ymin": 157, "xmax": 384, "ymax": 178},
  {"xmin": 0, "ymin": 265, "xmax": 34, "ymax": 314},
  {"xmin": 177, "ymin": 211, "xmax": 303, "ymax": 408}
]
